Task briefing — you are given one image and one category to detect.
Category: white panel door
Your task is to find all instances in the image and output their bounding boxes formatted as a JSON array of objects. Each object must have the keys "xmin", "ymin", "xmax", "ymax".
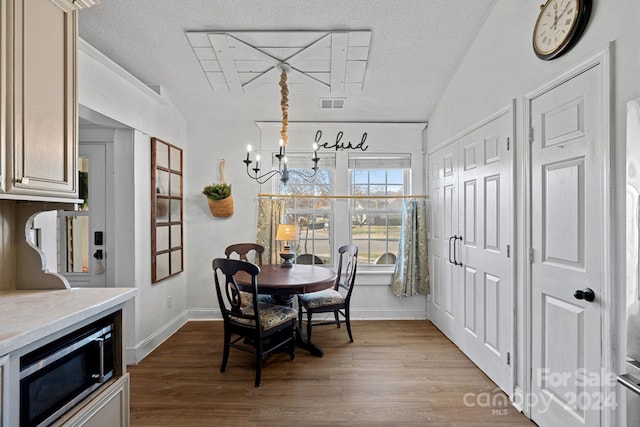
[
  {"xmin": 428, "ymin": 142, "xmax": 460, "ymax": 341},
  {"xmin": 457, "ymin": 111, "xmax": 512, "ymax": 393},
  {"xmin": 530, "ymin": 64, "xmax": 604, "ymax": 426}
]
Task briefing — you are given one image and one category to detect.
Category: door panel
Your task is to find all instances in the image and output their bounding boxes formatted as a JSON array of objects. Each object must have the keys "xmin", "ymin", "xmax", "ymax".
[
  {"xmin": 458, "ymin": 111, "xmax": 512, "ymax": 393},
  {"xmin": 428, "ymin": 143, "xmax": 459, "ymax": 340},
  {"xmin": 530, "ymin": 65, "xmax": 603, "ymax": 427}
]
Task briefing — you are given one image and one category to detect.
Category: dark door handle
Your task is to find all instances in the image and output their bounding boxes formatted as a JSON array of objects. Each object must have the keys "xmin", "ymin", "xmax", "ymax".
[
  {"xmin": 93, "ymin": 249, "xmax": 103, "ymax": 260},
  {"xmin": 448, "ymin": 236, "xmax": 455, "ymax": 265},
  {"xmin": 574, "ymin": 288, "xmax": 595, "ymax": 302},
  {"xmin": 454, "ymin": 235, "xmax": 463, "ymax": 267}
]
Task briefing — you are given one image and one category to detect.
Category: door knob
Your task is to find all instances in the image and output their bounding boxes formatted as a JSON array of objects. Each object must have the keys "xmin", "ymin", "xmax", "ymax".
[{"xmin": 573, "ymin": 288, "xmax": 595, "ymax": 302}]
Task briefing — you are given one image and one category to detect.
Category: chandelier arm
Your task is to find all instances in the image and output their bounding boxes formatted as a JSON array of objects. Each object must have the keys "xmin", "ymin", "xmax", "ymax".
[
  {"xmin": 245, "ymin": 164, "xmax": 282, "ymax": 184},
  {"xmin": 288, "ymin": 169, "xmax": 319, "ymax": 182}
]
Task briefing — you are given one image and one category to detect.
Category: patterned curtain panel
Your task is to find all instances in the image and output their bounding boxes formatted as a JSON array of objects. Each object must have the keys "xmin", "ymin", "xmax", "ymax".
[
  {"xmin": 256, "ymin": 199, "xmax": 285, "ymax": 264},
  {"xmin": 391, "ymin": 199, "xmax": 429, "ymax": 297}
]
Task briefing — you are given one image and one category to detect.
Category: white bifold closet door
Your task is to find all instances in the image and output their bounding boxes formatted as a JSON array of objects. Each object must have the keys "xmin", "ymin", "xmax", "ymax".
[{"xmin": 428, "ymin": 107, "xmax": 513, "ymax": 394}]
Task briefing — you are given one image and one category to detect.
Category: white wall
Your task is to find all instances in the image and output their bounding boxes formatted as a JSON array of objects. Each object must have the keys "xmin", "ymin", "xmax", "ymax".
[
  {"xmin": 78, "ymin": 40, "xmax": 189, "ymax": 363},
  {"xmin": 424, "ymin": 0, "xmax": 640, "ymax": 422},
  {"xmin": 186, "ymin": 121, "xmax": 429, "ymax": 320}
]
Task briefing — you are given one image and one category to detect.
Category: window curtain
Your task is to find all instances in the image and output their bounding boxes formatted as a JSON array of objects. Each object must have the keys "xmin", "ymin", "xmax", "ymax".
[
  {"xmin": 256, "ymin": 199, "xmax": 285, "ymax": 264},
  {"xmin": 391, "ymin": 199, "xmax": 429, "ymax": 297}
]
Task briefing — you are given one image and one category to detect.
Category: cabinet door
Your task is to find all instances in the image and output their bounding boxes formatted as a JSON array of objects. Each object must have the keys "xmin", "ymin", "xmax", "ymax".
[
  {"xmin": 55, "ymin": 374, "xmax": 130, "ymax": 427},
  {"xmin": 3, "ymin": 0, "xmax": 77, "ymax": 197},
  {"xmin": 0, "ymin": 355, "xmax": 7, "ymax": 427}
]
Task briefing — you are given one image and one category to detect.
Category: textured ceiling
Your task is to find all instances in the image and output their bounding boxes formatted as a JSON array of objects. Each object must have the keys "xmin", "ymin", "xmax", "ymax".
[{"xmin": 78, "ymin": 0, "xmax": 496, "ymax": 126}]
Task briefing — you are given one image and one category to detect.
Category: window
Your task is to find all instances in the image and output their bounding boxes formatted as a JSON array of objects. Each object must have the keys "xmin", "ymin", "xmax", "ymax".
[
  {"xmin": 278, "ymin": 168, "xmax": 333, "ymax": 265},
  {"xmin": 277, "ymin": 153, "xmax": 411, "ymax": 268},
  {"xmin": 350, "ymin": 169, "xmax": 406, "ymax": 265}
]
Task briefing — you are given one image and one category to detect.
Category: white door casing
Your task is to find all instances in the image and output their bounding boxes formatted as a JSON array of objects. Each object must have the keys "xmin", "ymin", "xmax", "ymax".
[
  {"xmin": 428, "ymin": 106, "xmax": 514, "ymax": 394},
  {"xmin": 528, "ymin": 59, "xmax": 609, "ymax": 426}
]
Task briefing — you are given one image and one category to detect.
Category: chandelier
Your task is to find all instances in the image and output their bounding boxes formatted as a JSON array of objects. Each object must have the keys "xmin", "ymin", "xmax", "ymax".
[{"xmin": 243, "ymin": 66, "xmax": 320, "ymax": 185}]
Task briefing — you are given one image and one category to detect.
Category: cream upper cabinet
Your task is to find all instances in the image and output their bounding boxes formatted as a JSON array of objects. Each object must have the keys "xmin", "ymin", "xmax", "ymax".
[{"xmin": 1, "ymin": 0, "xmax": 78, "ymax": 199}]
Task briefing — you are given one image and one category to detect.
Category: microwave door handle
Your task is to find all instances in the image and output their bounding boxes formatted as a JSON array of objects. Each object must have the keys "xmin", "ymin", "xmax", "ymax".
[
  {"xmin": 618, "ymin": 373, "xmax": 640, "ymax": 396},
  {"xmin": 92, "ymin": 337, "xmax": 106, "ymax": 384}
]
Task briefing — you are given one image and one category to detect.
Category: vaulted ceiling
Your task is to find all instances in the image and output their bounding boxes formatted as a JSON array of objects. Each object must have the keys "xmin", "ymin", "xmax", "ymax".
[{"xmin": 78, "ymin": 1, "xmax": 497, "ymax": 126}]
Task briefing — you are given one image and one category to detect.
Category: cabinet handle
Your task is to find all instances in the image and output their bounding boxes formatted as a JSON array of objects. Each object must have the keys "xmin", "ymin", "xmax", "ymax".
[
  {"xmin": 454, "ymin": 235, "xmax": 463, "ymax": 267},
  {"xmin": 448, "ymin": 236, "xmax": 455, "ymax": 265}
]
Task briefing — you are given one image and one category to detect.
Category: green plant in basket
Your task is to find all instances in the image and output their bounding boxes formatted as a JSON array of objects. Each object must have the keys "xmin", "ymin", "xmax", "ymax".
[{"xmin": 202, "ymin": 183, "xmax": 232, "ymax": 200}]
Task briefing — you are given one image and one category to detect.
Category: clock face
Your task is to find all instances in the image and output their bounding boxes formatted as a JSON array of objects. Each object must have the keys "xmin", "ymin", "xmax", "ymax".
[{"xmin": 533, "ymin": 0, "xmax": 590, "ymax": 60}]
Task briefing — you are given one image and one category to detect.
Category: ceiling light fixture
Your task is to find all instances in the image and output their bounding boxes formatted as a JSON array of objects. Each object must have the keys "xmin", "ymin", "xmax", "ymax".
[{"xmin": 243, "ymin": 65, "xmax": 320, "ymax": 185}]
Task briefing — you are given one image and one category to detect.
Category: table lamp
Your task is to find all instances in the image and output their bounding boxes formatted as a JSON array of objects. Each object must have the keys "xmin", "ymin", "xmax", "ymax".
[{"xmin": 276, "ymin": 224, "xmax": 298, "ymax": 268}]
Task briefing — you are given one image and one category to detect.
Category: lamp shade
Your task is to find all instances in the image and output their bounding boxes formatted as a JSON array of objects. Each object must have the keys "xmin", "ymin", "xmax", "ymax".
[{"xmin": 276, "ymin": 224, "xmax": 298, "ymax": 241}]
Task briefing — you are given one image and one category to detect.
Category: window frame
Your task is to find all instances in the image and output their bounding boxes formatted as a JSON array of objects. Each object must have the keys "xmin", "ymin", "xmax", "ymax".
[
  {"xmin": 274, "ymin": 152, "xmax": 415, "ymax": 272},
  {"xmin": 348, "ymin": 168, "xmax": 410, "ymax": 266}
]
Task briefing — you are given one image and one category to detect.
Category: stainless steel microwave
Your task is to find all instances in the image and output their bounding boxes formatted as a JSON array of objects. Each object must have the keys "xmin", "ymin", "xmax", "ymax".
[{"xmin": 19, "ymin": 316, "xmax": 115, "ymax": 427}]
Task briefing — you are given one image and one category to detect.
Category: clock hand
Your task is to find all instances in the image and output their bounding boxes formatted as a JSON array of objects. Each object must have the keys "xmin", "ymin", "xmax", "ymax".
[{"xmin": 557, "ymin": 0, "xmax": 573, "ymax": 21}]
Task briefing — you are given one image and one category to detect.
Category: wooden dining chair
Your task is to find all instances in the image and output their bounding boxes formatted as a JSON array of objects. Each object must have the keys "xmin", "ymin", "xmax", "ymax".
[
  {"xmin": 212, "ymin": 258, "xmax": 297, "ymax": 387},
  {"xmin": 295, "ymin": 254, "xmax": 324, "ymax": 265},
  {"xmin": 225, "ymin": 243, "xmax": 273, "ymax": 304},
  {"xmin": 225, "ymin": 243, "xmax": 264, "ymax": 265},
  {"xmin": 374, "ymin": 252, "xmax": 396, "ymax": 265},
  {"xmin": 297, "ymin": 244, "xmax": 358, "ymax": 342}
]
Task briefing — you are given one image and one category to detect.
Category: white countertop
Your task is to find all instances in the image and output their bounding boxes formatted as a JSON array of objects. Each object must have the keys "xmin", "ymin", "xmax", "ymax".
[{"xmin": 0, "ymin": 287, "xmax": 136, "ymax": 356}]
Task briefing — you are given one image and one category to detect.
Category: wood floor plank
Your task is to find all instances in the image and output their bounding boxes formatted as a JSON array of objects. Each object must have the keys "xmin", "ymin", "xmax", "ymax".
[{"xmin": 128, "ymin": 320, "xmax": 533, "ymax": 426}]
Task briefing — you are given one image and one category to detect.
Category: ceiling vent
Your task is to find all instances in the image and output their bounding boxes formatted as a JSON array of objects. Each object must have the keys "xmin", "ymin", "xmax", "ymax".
[{"xmin": 321, "ymin": 98, "xmax": 346, "ymax": 110}]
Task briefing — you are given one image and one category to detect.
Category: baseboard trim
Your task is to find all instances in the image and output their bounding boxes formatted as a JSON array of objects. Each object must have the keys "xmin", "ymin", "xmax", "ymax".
[{"xmin": 126, "ymin": 310, "xmax": 189, "ymax": 364}]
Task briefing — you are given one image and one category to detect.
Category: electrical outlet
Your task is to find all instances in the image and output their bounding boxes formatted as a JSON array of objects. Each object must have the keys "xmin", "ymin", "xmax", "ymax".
[{"xmin": 167, "ymin": 296, "xmax": 172, "ymax": 308}]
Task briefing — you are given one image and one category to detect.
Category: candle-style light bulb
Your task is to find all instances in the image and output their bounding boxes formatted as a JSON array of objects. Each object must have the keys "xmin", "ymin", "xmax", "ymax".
[
  {"xmin": 255, "ymin": 154, "xmax": 261, "ymax": 169},
  {"xmin": 278, "ymin": 139, "xmax": 284, "ymax": 156},
  {"xmin": 246, "ymin": 144, "xmax": 252, "ymax": 161},
  {"xmin": 313, "ymin": 142, "xmax": 318, "ymax": 157}
]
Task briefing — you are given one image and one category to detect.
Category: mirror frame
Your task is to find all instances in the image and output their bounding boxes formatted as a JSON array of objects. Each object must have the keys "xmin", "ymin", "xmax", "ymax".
[{"xmin": 151, "ymin": 137, "xmax": 184, "ymax": 283}]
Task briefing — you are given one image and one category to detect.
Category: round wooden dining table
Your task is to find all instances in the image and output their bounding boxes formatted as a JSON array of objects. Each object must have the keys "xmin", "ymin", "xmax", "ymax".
[{"xmin": 236, "ymin": 264, "xmax": 337, "ymax": 356}]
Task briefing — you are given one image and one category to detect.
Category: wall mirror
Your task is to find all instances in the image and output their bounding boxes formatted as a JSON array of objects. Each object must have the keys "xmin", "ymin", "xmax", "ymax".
[{"xmin": 151, "ymin": 137, "xmax": 183, "ymax": 283}]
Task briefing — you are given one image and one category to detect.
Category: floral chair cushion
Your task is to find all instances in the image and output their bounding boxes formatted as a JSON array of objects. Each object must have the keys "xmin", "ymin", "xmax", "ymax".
[
  {"xmin": 239, "ymin": 291, "xmax": 274, "ymax": 308},
  {"xmin": 299, "ymin": 289, "xmax": 345, "ymax": 309},
  {"xmin": 232, "ymin": 303, "xmax": 297, "ymax": 330}
]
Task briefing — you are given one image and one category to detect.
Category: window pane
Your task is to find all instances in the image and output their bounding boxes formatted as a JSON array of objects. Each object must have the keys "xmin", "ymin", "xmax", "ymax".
[
  {"xmin": 352, "ymin": 170, "xmax": 369, "ymax": 184},
  {"xmin": 387, "ymin": 169, "xmax": 404, "ymax": 184}
]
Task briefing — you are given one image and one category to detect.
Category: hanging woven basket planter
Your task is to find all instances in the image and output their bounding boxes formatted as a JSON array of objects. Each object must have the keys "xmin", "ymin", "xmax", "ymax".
[
  {"xmin": 202, "ymin": 160, "xmax": 234, "ymax": 218},
  {"xmin": 206, "ymin": 194, "xmax": 234, "ymax": 217}
]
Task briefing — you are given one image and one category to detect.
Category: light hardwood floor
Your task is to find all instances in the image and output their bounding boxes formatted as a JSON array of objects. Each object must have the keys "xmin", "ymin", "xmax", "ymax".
[{"xmin": 128, "ymin": 320, "xmax": 533, "ymax": 426}]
